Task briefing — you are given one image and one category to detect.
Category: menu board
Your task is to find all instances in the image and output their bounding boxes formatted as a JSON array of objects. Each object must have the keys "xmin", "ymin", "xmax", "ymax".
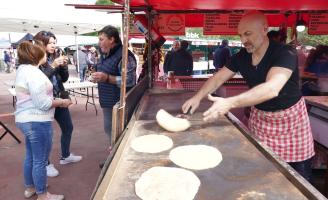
[
  {"xmin": 157, "ymin": 14, "xmax": 186, "ymax": 36},
  {"xmin": 308, "ymin": 13, "xmax": 328, "ymax": 35},
  {"xmin": 203, "ymin": 14, "xmax": 242, "ymax": 35}
]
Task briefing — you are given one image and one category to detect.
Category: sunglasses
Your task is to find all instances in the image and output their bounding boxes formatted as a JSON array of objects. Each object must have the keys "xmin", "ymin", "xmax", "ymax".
[
  {"xmin": 40, "ymin": 31, "xmax": 50, "ymax": 36},
  {"xmin": 40, "ymin": 31, "xmax": 55, "ymax": 38}
]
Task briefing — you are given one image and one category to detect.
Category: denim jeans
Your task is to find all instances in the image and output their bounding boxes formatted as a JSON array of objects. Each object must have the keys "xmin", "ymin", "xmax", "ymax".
[
  {"xmin": 54, "ymin": 107, "xmax": 73, "ymax": 158},
  {"xmin": 288, "ymin": 157, "xmax": 313, "ymax": 183},
  {"xmin": 102, "ymin": 107, "xmax": 113, "ymax": 145},
  {"xmin": 16, "ymin": 121, "xmax": 53, "ymax": 195},
  {"xmin": 79, "ymin": 65, "xmax": 87, "ymax": 82}
]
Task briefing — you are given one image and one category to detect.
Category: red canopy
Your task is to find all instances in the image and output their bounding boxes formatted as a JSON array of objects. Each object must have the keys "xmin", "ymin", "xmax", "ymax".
[
  {"xmin": 113, "ymin": 0, "xmax": 328, "ymax": 12},
  {"xmin": 69, "ymin": 1, "xmax": 327, "ymax": 31},
  {"xmin": 110, "ymin": 0, "xmax": 326, "ymax": 27}
]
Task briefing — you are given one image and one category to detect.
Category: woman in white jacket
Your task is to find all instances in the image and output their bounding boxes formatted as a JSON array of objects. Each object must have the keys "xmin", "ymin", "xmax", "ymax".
[{"xmin": 15, "ymin": 41, "xmax": 72, "ymax": 200}]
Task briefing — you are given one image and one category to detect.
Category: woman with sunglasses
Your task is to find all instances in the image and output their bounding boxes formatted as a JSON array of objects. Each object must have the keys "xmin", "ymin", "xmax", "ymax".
[{"xmin": 34, "ymin": 31, "xmax": 82, "ymax": 178}]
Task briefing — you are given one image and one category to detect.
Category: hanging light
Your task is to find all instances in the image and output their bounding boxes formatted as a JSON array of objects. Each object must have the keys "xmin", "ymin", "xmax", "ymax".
[{"xmin": 296, "ymin": 13, "xmax": 306, "ymax": 32}]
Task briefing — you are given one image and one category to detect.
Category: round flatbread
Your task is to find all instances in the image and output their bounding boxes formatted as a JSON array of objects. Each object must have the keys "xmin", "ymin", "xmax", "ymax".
[
  {"xmin": 135, "ymin": 166, "xmax": 200, "ymax": 200},
  {"xmin": 131, "ymin": 134, "xmax": 173, "ymax": 153},
  {"xmin": 169, "ymin": 145, "xmax": 222, "ymax": 170}
]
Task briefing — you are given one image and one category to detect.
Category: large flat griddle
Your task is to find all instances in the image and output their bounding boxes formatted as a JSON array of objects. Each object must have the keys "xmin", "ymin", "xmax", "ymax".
[{"xmin": 97, "ymin": 90, "xmax": 323, "ymax": 200}]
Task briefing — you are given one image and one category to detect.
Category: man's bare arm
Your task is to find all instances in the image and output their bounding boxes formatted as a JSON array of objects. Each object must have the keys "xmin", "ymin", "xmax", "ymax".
[
  {"xmin": 182, "ymin": 67, "xmax": 235, "ymax": 113},
  {"xmin": 203, "ymin": 66, "xmax": 293, "ymax": 121}
]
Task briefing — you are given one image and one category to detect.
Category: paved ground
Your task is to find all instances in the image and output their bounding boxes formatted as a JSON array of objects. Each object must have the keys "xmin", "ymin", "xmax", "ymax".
[{"xmin": 0, "ymin": 66, "xmax": 109, "ymax": 200}]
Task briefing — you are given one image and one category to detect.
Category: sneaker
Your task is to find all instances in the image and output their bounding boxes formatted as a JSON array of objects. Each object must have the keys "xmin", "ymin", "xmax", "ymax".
[
  {"xmin": 59, "ymin": 153, "xmax": 82, "ymax": 165},
  {"xmin": 46, "ymin": 164, "xmax": 59, "ymax": 177},
  {"xmin": 37, "ymin": 192, "xmax": 64, "ymax": 200},
  {"xmin": 24, "ymin": 184, "xmax": 48, "ymax": 198},
  {"xmin": 24, "ymin": 188, "xmax": 36, "ymax": 198}
]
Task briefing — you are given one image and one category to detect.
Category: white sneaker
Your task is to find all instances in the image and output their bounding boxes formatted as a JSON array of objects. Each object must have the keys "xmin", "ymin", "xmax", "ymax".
[
  {"xmin": 37, "ymin": 192, "xmax": 64, "ymax": 200},
  {"xmin": 59, "ymin": 153, "xmax": 82, "ymax": 165},
  {"xmin": 46, "ymin": 164, "xmax": 59, "ymax": 177}
]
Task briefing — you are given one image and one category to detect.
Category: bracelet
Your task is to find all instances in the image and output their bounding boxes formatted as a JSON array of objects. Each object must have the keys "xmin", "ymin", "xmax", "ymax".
[{"xmin": 106, "ymin": 74, "xmax": 110, "ymax": 83}]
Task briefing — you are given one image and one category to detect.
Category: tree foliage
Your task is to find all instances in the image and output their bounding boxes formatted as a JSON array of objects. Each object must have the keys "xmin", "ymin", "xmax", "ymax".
[
  {"xmin": 96, "ymin": 0, "xmax": 114, "ymax": 5},
  {"xmin": 298, "ymin": 29, "xmax": 328, "ymax": 47}
]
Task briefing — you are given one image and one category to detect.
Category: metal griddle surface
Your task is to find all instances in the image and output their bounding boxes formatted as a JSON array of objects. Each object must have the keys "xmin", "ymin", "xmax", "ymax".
[{"xmin": 103, "ymin": 91, "xmax": 307, "ymax": 200}]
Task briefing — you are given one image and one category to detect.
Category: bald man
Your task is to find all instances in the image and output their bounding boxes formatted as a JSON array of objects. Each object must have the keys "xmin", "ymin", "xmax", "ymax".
[{"xmin": 182, "ymin": 11, "xmax": 314, "ymax": 182}]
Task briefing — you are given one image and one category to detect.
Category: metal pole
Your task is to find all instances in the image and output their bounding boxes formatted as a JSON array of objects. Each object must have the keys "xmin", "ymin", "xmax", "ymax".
[
  {"xmin": 119, "ymin": 0, "xmax": 130, "ymax": 132},
  {"xmin": 147, "ymin": 8, "xmax": 152, "ymax": 88},
  {"xmin": 75, "ymin": 33, "xmax": 80, "ymax": 74},
  {"xmin": 8, "ymin": 33, "xmax": 12, "ymax": 44}
]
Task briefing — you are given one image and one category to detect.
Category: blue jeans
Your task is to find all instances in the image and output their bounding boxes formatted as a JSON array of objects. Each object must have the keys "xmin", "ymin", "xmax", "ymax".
[
  {"xmin": 79, "ymin": 65, "xmax": 87, "ymax": 82},
  {"xmin": 102, "ymin": 107, "xmax": 113, "ymax": 145},
  {"xmin": 288, "ymin": 157, "xmax": 313, "ymax": 183},
  {"xmin": 54, "ymin": 107, "xmax": 73, "ymax": 158},
  {"xmin": 16, "ymin": 121, "xmax": 53, "ymax": 195}
]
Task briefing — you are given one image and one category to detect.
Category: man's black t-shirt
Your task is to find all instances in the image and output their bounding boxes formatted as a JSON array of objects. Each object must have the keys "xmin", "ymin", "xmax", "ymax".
[{"xmin": 226, "ymin": 41, "xmax": 302, "ymax": 111}]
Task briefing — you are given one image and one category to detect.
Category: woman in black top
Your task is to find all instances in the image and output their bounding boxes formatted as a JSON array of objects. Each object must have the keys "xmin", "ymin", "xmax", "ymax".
[{"xmin": 34, "ymin": 31, "xmax": 82, "ymax": 178}]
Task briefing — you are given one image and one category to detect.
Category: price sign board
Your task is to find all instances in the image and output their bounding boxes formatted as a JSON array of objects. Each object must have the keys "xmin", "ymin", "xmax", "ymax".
[
  {"xmin": 203, "ymin": 14, "xmax": 242, "ymax": 35},
  {"xmin": 308, "ymin": 13, "xmax": 328, "ymax": 35}
]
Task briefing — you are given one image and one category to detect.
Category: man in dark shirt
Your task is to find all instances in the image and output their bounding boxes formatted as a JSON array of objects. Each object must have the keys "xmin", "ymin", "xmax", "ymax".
[
  {"xmin": 163, "ymin": 40, "xmax": 180, "ymax": 74},
  {"xmin": 90, "ymin": 25, "xmax": 136, "ymax": 159},
  {"xmin": 182, "ymin": 11, "xmax": 314, "ymax": 182},
  {"xmin": 166, "ymin": 40, "xmax": 193, "ymax": 76},
  {"xmin": 213, "ymin": 39, "xmax": 231, "ymax": 71}
]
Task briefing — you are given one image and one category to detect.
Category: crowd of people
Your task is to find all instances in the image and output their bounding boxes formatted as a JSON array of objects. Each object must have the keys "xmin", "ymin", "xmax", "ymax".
[{"xmin": 8, "ymin": 9, "xmax": 328, "ymax": 199}]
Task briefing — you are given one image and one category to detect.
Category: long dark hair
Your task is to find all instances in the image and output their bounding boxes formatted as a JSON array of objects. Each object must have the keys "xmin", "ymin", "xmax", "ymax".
[{"xmin": 33, "ymin": 31, "xmax": 57, "ymax": 60}]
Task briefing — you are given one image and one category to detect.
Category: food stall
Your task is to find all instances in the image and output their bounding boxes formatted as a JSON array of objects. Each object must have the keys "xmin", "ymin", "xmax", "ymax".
[
  {"xmin": 69, "ymin": 1, "xmax": 328, "ymax": 199},
  {"xmin": 93, "ymin": 90, "xmax": 325, "ymax": 199}
]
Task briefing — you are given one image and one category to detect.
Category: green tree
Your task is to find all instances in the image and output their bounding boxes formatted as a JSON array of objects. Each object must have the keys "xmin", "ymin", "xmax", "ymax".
[
  {"xmin": 96, "ymin": 0, "xmax": 114, "ymax": 5},
  {"xmin": 297, "ymin": 28, "xmax": 328, "ymax": 46}
]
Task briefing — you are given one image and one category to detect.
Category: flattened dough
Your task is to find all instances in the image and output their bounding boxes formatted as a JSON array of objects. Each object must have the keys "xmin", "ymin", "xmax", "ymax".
[
  {"xmin": 169, "ymin": 145, "xmax": 222, "ymax": 170},
  {"xmin": 135, "ymin": 167, "xmax": 200, "ymax": 200},
  {"xmin": 156, "ymin": 109, "xmax": 190, "ymax": 132},
  {"xmin": 131, "ymin": 134, "xmax": 173, "ymax": 153}
]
